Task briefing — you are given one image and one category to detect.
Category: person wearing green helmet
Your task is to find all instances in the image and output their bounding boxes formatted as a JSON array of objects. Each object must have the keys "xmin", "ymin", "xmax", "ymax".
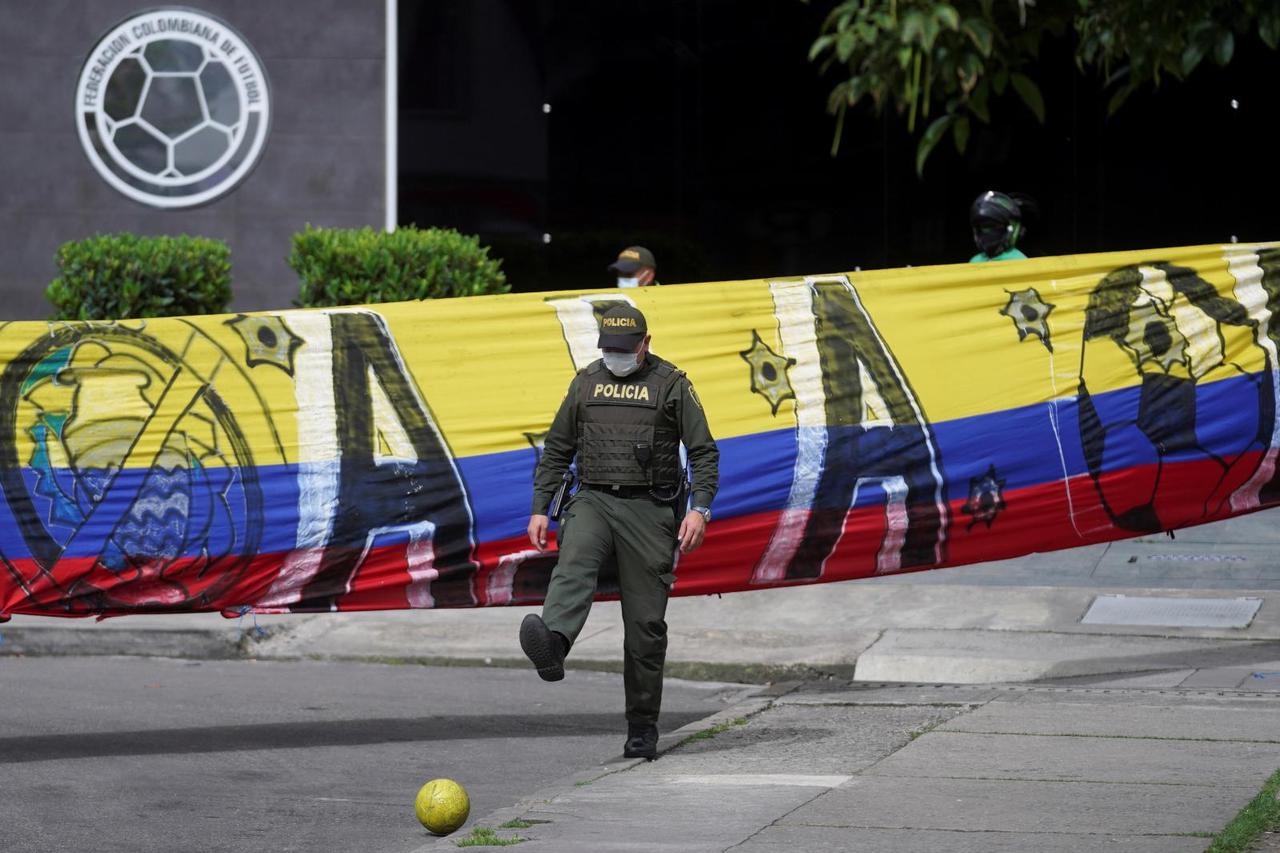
[{"xmin": 969, "ymin": 190, "xmax": 1034, "ymax": 263}]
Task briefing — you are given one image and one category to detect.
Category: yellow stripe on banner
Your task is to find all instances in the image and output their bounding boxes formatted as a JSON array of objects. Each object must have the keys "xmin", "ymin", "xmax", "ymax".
[
  {"xmin": 378, "ymin": 279, "xmax": 785, "ymax": 458},
  {"xmin": 389, "ymin": 241, "xmax": 1280, "ymax": 457},
  {"xmin": 8, "ymin": 319, "xmax": 299, "ymax": 472},
  {"xmin": 3, "ymin": 241, "xmax": 1277, "ymax": 467},
  {"xmin": 796, "ymin": 243, "xmax": 1278, "ymax": 427}
]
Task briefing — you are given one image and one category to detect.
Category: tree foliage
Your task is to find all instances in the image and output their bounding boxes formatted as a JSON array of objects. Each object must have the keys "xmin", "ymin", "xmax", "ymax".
[{"xmin": 811, "ymin": 0, "xmax": 1280, "ymax": 174}]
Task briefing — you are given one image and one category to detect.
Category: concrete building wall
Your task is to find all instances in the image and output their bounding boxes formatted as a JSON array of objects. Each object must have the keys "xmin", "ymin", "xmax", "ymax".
[{"xmin": 0, "ymin": 0, "xmax": 386, "ymax": 319}]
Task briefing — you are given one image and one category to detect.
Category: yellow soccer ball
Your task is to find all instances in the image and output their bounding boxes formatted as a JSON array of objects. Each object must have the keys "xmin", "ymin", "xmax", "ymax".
[{"xmin": 415, "ymin": 778, "xmax": 470, "ymax": 835}]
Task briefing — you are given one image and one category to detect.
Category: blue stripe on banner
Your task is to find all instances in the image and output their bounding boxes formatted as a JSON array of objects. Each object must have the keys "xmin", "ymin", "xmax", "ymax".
[
  {"xmin": 463, "ymin": 368, "xmax": 1273, "ymax": 536},
  {"xmin": 6, "ymin": 463, "xmax": 303, "ymax": 561},
  {"xmin": 0, "ymin": 370, "xmax": 1271, "ymax": 558}
]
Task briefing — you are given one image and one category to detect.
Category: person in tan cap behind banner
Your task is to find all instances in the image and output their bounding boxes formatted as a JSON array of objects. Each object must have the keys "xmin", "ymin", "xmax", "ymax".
[{"xmin": 608, "ymin": 246, "xmax": 659, "ymax": 288}]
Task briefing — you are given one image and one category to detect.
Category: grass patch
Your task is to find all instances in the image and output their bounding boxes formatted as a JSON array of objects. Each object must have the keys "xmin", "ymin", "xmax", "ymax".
[
  {"xmin": 683, "ymin": 716, "xmax": 748, "ymax": 744},
  {"xmin": 1204, "ymin": 766, "xmax": 1280, "ymax": 853},
  {"xmin": 574, "ymin": 779, "xmax": 592, "ymax": 787},
  {"xmin": 454, "ymin": 827, "xmax": 526, "ymax": 847},
  {"xmin": 907, "ymin": 719, "xmax": 945, "ymax": 742},
  {"xmin": 498, "ymin": 819, "xmax": 548, "ymax": 829}
]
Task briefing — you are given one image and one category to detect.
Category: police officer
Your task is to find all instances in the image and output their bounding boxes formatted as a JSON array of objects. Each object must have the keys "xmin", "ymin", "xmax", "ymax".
[
  {"xmin": 521, "ymin": 304, "xmax": 718, "ymax": 760},
  {"xmin": 609, "ymin": 246, "xmax": 659, "ymax": 288}
]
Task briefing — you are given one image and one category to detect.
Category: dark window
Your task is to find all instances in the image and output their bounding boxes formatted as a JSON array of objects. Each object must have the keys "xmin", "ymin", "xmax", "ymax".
[{"xmin": 399, "ymin": 0, "xmax": 471, "ymax": 117}]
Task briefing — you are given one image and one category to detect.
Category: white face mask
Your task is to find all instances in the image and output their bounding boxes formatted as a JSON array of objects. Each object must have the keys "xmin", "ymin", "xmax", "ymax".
[
  {"xmin": 616, "ymin": 277, "xmax": 640, "ymax": 289},
  {"xmin": 602, "ymin": 350, "xmax": 642, "ymax": 377}
]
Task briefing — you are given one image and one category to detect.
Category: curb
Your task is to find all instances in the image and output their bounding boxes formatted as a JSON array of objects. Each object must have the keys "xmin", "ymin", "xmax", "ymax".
[
  {"xmin": 269, "ymin": 652, "xmax": 855, "ymax": 687},
  {"xmin": 405, "ymin": 681, "xmax": 801, "ymax": 851},
  {"xmin": 0, "ymin": 624, "xmax": 856, "ymax": 686},
  {"xmin": 0, "ymin": 625, "xmax": 264, "ymax": 659}
]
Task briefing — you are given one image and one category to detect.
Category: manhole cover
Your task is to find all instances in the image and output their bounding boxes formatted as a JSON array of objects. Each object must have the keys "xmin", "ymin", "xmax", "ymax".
[{"xmin": 1081, "ymin": 595, "xmax": 1262, "ymax": 628}]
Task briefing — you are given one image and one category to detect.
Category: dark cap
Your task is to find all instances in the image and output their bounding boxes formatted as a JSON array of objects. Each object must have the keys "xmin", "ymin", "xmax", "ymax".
[
  {"xmin": 607, "ymin": 246, "xmax": 657, "ymax": 274},
  {"xmin": 597, "ymin": 304, "xmax": 648, "ymax": 349}
]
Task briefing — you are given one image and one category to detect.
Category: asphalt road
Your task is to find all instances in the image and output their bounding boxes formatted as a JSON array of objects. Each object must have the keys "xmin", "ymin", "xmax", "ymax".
[{"xmin": 0, "ymin": 656, "xmax": 740, "ymax": 852}]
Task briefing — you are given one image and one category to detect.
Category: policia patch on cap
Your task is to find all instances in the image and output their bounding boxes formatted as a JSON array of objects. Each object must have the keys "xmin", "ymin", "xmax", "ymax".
[
  {"xmin": 601, "ymin": 315, "xmax": 640, "ymax": 331},
  {"xmin": 597, "ymin": 304, "xmax": 648, "ymax": 349}
]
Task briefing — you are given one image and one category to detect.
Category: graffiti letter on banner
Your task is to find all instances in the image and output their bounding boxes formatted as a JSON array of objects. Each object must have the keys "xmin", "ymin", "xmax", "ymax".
[{"xmin": 751, "ymin": 276, "xmax": 947, "ymax": 583}]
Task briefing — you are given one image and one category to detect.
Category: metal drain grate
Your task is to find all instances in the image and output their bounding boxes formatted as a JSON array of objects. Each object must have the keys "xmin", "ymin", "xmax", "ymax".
[{"xmin": 1082, "ymin": 595, "xmax": 1262, "ymax": 628}]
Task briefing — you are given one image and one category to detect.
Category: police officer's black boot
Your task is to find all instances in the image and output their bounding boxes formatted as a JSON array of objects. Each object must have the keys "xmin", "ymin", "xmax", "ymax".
[
  {"xmin": 623, "ymin": 722, "xmax": 659, "ymax": 760},
  {"xmin": 519, "ymin": 614, "xmax": 567, "ymax": 682}
]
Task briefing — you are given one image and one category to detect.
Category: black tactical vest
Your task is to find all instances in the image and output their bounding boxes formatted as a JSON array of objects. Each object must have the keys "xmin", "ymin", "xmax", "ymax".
[{"xmin": 576, "ymin": 357, "xmax": 683, "ymax": 488}]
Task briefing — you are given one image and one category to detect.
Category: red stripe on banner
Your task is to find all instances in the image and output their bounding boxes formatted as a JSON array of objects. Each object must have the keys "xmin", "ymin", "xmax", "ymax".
[
  {"xmin": 329, "ymin": 448, "xmax": 1278, "ymax": 609},
  {"xmin": 3, "ymin": 450, "xmax": 1274, "ymax": 620},
  {"xmin": 667, "ymin": 452, "xmax": 1270, "ymax": 598}
]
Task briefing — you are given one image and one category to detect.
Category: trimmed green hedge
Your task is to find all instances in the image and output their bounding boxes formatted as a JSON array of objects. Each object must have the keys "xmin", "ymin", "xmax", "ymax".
[
  {"xmin": 46, "ymin": 233, "xmax": 232, "ymax": 320},
  {"xmin": 290, "ymin": 225, "xmax": 509, "ymax": 307}
]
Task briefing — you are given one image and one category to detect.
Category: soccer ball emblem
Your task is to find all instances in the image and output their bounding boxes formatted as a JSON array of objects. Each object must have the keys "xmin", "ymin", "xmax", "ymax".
[
  {"xmin": 105, "ymin": 42, "xmax": 240, "ymax": 182},
  {"xmin": 76, "ymin": 9, "xmax": 270, "ymax": 208}
]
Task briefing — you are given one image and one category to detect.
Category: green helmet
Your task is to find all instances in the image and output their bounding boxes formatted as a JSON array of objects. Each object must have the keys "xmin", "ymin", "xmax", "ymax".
[{"xmin": 970, "ymin": 191, "xmax": 1024, "ymax": 257}]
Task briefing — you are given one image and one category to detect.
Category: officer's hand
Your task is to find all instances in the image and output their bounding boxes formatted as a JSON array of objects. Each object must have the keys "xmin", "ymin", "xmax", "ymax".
[
  {"xmin": 528, "ymin": 514, "xmax": 550, "ymax": 551},
  {"xmin": 677, "ymin": 512, "xmax": 706, "ymax": 554}
]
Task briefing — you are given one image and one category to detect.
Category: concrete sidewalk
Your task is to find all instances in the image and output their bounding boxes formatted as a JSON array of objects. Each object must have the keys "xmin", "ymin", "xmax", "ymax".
[
  {"xmin": 4, "ymin": 581, "xmax": 1279, "ymax": 682},
  {"xmin": 4, "ymin": 578, "xmax": 1279, "ymax": 685},
  {"xmin": 414, "ymin": 669, "xmax": 1280, "ymax": 852}
]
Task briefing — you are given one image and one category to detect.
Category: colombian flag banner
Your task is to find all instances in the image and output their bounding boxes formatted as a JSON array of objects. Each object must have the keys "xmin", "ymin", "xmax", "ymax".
[{"xmin": 3, "ymin": 242, "xmax": 1279, "ymax": 620}]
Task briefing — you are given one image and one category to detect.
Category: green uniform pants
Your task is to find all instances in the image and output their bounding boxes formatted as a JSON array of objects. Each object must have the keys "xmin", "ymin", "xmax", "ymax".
[{"xmin": 542, "ymin": 488, "xmax": 678, "ymax": 725}]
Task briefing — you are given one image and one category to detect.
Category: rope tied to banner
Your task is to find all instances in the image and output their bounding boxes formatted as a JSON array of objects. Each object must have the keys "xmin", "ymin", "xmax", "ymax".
[{"xmin": 234, "ymin": 605, "xmax": 268, "ymax": 639}]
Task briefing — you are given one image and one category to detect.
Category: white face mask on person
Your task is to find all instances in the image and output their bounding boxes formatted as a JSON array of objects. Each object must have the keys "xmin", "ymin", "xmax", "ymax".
[
  {"xmin": 616, "ymin": 277, "xmax": 640, "ymax": 288},
  {"xmin": 603, "ymin": 350, "xmax": 642, "ymax": 377}
]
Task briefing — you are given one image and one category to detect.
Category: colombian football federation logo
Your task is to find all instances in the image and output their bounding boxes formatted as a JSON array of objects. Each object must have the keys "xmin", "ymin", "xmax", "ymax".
[{"xmin": 75, "ymin": 8, "xmax": 270, "ymax": 208}]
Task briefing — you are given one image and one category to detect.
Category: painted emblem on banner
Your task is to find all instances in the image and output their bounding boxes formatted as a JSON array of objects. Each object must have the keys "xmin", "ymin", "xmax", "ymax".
[
  {"xmin": 74, "ymin": 8, "xmax": 270, "ymax": 208},
  {"xmin": 0, "ymin": 323, "xmax": 275, "ymax": 612}
]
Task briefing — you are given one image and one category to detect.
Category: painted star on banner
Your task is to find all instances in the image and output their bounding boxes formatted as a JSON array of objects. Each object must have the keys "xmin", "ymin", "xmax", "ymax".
[
  {"xmin": 740, "ymin": 330, "xmax": 797, "ymax": 415},
  {"xmin": 999, "ymin": 288, "xmax": 1056, "ymax": 352},
  {"xmin": 225, "ymin": 314, "xmax": 303, "ymax": 375},
  {"xmin": 962, "ymin": 464, "xmax": 1007, "ymax": 530}
]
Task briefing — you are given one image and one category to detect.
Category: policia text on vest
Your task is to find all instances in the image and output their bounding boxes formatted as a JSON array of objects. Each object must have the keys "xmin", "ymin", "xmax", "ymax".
[{"xmin": 521, "ymin": 304, "xmax": 719, "ymax": 760}]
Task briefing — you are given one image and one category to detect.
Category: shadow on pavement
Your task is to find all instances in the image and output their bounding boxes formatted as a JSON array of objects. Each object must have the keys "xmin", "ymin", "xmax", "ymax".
[{"xmin": 0, "ymin": 710, "xmax": 709, "ymax": 764}]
